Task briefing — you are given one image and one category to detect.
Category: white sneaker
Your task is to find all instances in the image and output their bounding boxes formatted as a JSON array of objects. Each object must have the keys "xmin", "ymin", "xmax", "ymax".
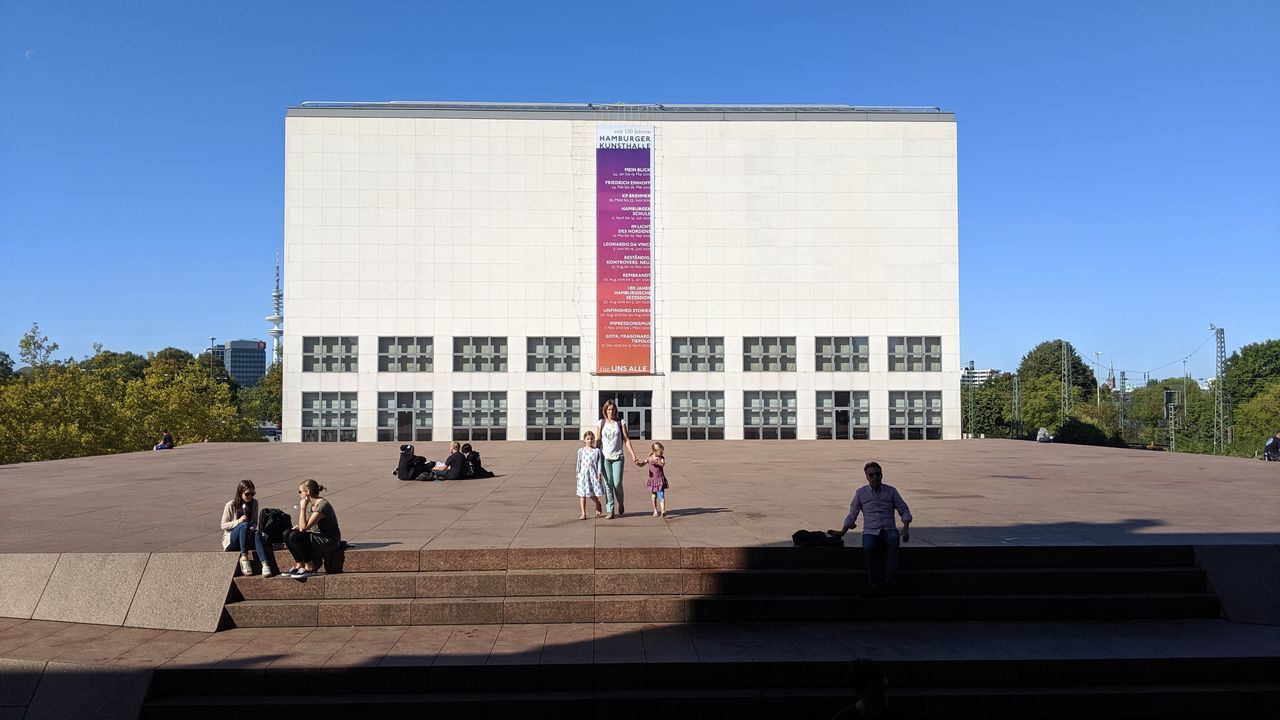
[
  {"xmin": 261, "ymin": 564, "xmax": 275, "ymax": 578},
  {"xmin": 238, "ymin": 555, "xmax": 253, "ymax": 576}
]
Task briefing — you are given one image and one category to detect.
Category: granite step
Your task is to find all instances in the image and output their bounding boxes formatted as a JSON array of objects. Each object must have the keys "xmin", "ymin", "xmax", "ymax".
[
  {"xmin": 148, "ymin": 656, "xmax": 1280, "ymax": 697},
  {"xmin": 224, "ymin": 591, "xmax": 1221, "ymax": 627},
  {"xmin": 138, "ymin": 685, "xmax": 1280, "ymax": 720},
  {"xmin": 253, "ymin": 544, "xmax": 1201, "ymax": 574},
  {"xmin": 233, "ymin": 565, "xmax": 1209, "ymax": 601},
  {"xmin": 145, "ymin": 657, "xmax": 1280, "ymax": 718}
]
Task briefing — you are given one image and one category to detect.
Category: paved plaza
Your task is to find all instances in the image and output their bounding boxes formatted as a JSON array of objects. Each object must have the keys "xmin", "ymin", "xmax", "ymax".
[{"xmin": 2, "ymin": 439, "xmax": 1277, "ymax": 555}]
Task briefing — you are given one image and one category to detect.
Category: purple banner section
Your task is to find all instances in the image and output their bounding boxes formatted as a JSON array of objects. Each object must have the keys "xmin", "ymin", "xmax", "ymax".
[{"xmin": 596, "ymin": 126, "xmax": 653, "ymax": 375}]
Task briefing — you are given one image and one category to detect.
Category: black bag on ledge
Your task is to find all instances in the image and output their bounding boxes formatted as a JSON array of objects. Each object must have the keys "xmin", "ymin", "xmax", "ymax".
[
  {"xmin": 258, "ymin": 507, "xmax": 291, "ymax": 544},
  {"xmin": 792, "ymin": 530, "xmax": 844, "ymax": 547}
]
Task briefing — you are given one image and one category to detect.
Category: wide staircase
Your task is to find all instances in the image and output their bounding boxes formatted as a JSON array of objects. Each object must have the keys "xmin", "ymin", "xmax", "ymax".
[
  {"xmin": 140, "ymin": 545, "xmax": 1280, "ymax": 719},
  {"xmin": 223, "ymin": 544, "xmax": 1220, "ymax": 626}
]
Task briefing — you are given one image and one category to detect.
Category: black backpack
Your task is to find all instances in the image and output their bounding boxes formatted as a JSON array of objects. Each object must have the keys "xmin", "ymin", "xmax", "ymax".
[
  {"xmin": 792, "ymin": 530, "xmax": 844, "ymax": 547},
  {"xmin": 258, "ymin": 507, "xmax": 291, "ymax": 544}
]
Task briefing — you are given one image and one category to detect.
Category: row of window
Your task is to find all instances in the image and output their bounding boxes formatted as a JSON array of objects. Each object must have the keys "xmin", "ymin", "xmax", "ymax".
[
  {"xmin": 301, "ymin": 390, "xmax": 943, "ymax": 442},
  {"xmin": 303, "ymin": 335, "xmax": 944, "ymax": 373}
]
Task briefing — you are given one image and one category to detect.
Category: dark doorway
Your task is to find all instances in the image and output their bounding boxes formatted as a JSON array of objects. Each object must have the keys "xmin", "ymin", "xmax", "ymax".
[{"xmin": 598, "ymin": 391, "xmax": 652, "ymax": 440}]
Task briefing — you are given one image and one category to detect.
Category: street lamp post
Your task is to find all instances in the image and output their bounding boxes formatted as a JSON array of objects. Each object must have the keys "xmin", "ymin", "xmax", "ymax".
[{"xmin": 1092, "ymin": 352, "xmax": 1103, "ymax": 406}]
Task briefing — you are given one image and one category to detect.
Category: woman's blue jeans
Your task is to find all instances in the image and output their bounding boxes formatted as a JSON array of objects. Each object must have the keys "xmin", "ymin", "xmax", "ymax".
[{"xmin": 227, "ymin": 522, "xmax": 268, "ymax": 562}]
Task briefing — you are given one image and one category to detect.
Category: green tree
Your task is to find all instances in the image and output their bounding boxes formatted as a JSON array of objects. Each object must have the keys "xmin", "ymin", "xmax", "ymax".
[
  {"xmin": 1016, "ymin": 339, "xmax": 1099, "ymax": 398},
  {"xmin": 1017, "ymin": 373, "xmax": 1073, "ymax": 435},
  {"xmin": 963, "ymin": 372, "xmax": 1018, "ymax": 438},
  {"xmin": 0, "ymin": 361, "xmax": 134, "ymax": 463},
  {"xmin": 18, "ymin": 322, "xmax": 60, "ymax": 367},
  {"xmin": 1231, "ymin": 380, "xmax": 1280, "ymax": 457},
  {"xmin": 238, "ymin": 361, "xmax": 282, "ymax": 425},
  {"xmin": 1224, "ymin": 339, "xmax": 1280, "ymax": 407},
  {"xmin": 1069, "ymin": 393, "xmax": 1124, "ymax": 445},
  {"xmin": 82, "ymin": 347, "xmax": 149, "ymax": 383},
  {"xmin": 148, "ymin": 347, "xmax": 195, "ymax": 376},
  {"xmin": 0, "ymin": 351, "xmax": 13, "ymax": 382},
  {"xmin": 1127, "ymin": 377, "xmax": 1213, "ymax": 451},
  {"xmin": 193, "ymin": 350, "xmax": 239, "ymax": 392},
  {"xmin": 122, "ymin": 362, "xmax": 258, "ymax": 447}
]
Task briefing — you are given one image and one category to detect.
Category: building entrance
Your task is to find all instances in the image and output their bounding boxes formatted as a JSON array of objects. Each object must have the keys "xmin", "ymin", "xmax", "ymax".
[{"xmin": 598, "ymin": 391, "xmax": 652, "ymax": 441}]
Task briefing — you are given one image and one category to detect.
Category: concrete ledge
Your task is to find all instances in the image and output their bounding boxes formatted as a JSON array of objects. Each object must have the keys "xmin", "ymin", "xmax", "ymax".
[
  {"xmin": 31, "ymin": 554, "xmax": 149, "ymax": 626},
  {"xmin": 1195, "ymin": 544, "xmax": 1280, "ymax": 626},
  {"xmin": 16, "ymin": 661, "xmax": 151, "ymax": 720},
  {"xmin": 0, "ymin": 555, "xmax": 58, "ymax": 619},
  {"xmin": 4, "ymin": 552, "xmax": 238, "ymax": 633},
  {"xmin": 124, "ymin": 552, "xmax": 237, "ymax": 633}
]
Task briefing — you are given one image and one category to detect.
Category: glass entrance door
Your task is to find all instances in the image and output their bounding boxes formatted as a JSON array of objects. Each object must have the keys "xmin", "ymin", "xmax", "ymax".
[
  {"xmin": 599, "ymin": 391, "xmax": 652, "ymax": 440},
  {"xmin": 396, "ymin": 410, "xmax": 414, "ymax": 441}
]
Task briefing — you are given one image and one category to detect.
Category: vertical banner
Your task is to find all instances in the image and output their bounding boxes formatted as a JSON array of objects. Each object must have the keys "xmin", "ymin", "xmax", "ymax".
[{"xmin": 596, "ymin": 125, "xmax": 653, "ymax": 375}]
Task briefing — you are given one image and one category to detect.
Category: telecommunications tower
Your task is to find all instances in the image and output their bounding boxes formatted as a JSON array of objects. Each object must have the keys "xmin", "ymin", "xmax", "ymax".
[{"xmin": 266, "ymin": 255, "xmax": 283, "ymax": 363}]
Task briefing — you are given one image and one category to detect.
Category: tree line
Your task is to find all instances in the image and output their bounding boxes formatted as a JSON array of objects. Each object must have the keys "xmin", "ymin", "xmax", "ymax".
[
  {"xmin": 0, "ymin": 323, "xmax": 282, "ymax": 464},
  {"xmin": 963, "ymin": 338, "xmax": 1280, "ymax": 457}
]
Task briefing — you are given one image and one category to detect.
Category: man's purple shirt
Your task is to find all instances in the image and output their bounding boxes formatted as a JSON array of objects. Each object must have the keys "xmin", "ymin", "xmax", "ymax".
[{"xmin": 843, "ymin": 483, "xmax": 912, "ymax": 535}]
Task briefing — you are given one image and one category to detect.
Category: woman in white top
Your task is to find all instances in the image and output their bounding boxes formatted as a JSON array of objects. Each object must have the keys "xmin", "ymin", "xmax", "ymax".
[
  {"xmin": 597, "ymin": 399, "xmax": 639, "ymax": 518},
  {"xmin": 220, "ymin": 479, "xmax": 273, "ymax": 577}
]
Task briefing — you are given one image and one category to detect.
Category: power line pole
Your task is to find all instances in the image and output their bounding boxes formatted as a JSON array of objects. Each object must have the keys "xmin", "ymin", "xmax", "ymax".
[
  {"xmin": 1093, "ymin": 351, "xmax": 1103, "ymax": 406},
  {"xmin": 1210, "ymin": 324, "xmax": 1228, "ymax": 453},
  {"xmin": 1012, "ymin": 374, "xmax": 1022, "ymax": 438},
  {"xmin": 1181, "ymin": 358, "xmax": 1188, "ymax": 427},
  {"xmin": 966, "ymin": 360, "xmax": 975, "ymax": 439},
  {"xmin": 1060, "ymin": 341, "xmax": 1071, "ymax": 425},
  {"xmin": 1118, "ymin": 371, "xmax": 1127, "ymax": 440}
]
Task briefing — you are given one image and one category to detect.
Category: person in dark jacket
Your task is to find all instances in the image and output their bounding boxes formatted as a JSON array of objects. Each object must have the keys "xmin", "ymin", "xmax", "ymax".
[
  {"xmin": 1265, "ymin": 431, "xmax": 1280, "ymax": 461},
  {"xmin": 432, "ymin": 441, "xmax": 467, "ymax": 481},
  {"xmin": 393, "ymin": 444, "xmax": 435, "ymax": 480}
]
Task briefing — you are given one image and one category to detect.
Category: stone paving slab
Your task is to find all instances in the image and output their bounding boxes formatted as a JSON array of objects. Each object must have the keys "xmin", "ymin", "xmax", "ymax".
[{"xmin": 1, "ymin": 440, "xmax": 1278, "ymax": 555}]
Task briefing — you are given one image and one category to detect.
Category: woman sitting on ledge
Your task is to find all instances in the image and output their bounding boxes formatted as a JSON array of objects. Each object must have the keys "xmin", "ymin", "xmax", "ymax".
[
  {"xmin": 220, "ymin": 480, "xmax": 274, "ymax": 577},
  {"xmin": 282, "ymin": 479, "xmax": 341, "ymax": 579}
]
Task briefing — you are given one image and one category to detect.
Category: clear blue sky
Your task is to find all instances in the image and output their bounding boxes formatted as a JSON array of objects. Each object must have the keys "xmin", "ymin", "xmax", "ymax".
[{"xmin": 2, "ymin": 1, "xmax": 1276, "ymax": 383}]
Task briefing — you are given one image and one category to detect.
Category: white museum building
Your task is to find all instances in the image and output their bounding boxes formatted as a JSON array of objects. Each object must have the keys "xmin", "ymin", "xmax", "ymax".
[{"xmin": 280, "ymin": 102, "xmax": 959, "ymax": 442}]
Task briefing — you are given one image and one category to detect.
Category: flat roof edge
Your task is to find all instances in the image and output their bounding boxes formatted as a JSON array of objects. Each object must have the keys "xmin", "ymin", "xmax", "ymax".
[{"xmin": 285, "ymin": 102, "xmax": 954, "ymax": 122}]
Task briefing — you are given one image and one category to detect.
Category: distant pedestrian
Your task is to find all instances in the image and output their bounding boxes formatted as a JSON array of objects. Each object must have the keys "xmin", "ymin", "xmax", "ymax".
[
  {"xmin": 575, "ymin": 431, "xmax": 605, "ymax": 519},
  {"xmin": 1265, "ymin": 430, "xmax": 1280, "ymax": 461},
  {"xmin": 828, "ymin": 461, "xmax": 913, "ymax": 596},
  {"xmin": 637, "ymin": 441, "xmax": 669, "ymax": 517},
  {"xmin": 154, "ymin": 429, "xmax": 174, "ymax": 451},
  {"xmin": 598, "ymin": 399, "xmax": 639, "ymax": 518}
]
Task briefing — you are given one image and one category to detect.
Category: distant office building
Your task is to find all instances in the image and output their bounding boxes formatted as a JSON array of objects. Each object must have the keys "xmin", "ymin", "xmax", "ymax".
[
  {"xmin": 961, "ymin": 367, "xmax": 1001, "ymax": 386},
  {"xmin": 223, "ymin": 340, "xmax": 267, "ymax": 387}
]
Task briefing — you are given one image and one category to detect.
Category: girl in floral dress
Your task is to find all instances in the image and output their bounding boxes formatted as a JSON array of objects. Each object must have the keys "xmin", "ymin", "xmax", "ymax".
[{"xmin": 575, "ymin": 431, "xmax": 605, "ymax": 519}]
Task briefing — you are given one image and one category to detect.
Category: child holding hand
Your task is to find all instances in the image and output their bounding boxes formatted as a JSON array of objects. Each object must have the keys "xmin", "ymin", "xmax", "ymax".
[
  {"xmin": 576, "ymin": 431, "xmax": 605, "ymax": 519},
  {"xmin": 637, "ymin": 442, "xmax": 669, "ymax": 517}
]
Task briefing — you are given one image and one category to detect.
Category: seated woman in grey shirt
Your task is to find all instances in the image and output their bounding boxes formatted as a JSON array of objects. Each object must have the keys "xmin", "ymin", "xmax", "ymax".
[{"xmin": 282, "ymin": 479, "xmax": 342, "ymax": 579}]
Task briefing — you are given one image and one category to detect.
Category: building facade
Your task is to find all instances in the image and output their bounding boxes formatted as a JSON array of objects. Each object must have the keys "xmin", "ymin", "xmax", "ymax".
[
  {"xmin": 961, "ymin": 367, "xmax": 1001, "ymax": 386},
  {"xmin": 282, "ymin": 102, "xmax": 960, "ymax": 442},
  {"xmin": 223, "ymin": 339, "xmax": 267, "ymax": 387}
]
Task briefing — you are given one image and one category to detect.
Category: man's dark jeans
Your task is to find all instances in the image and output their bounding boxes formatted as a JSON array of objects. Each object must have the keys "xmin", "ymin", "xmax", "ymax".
[{"xmin": 861, "ymin": 528, "xmax": 901, "ymax": 588}]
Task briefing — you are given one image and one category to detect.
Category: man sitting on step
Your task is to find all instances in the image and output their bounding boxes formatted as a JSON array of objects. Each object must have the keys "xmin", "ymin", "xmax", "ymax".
[{"xmin": 828, "ymin": 461, "xmax": 913, "ymax": 597}]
